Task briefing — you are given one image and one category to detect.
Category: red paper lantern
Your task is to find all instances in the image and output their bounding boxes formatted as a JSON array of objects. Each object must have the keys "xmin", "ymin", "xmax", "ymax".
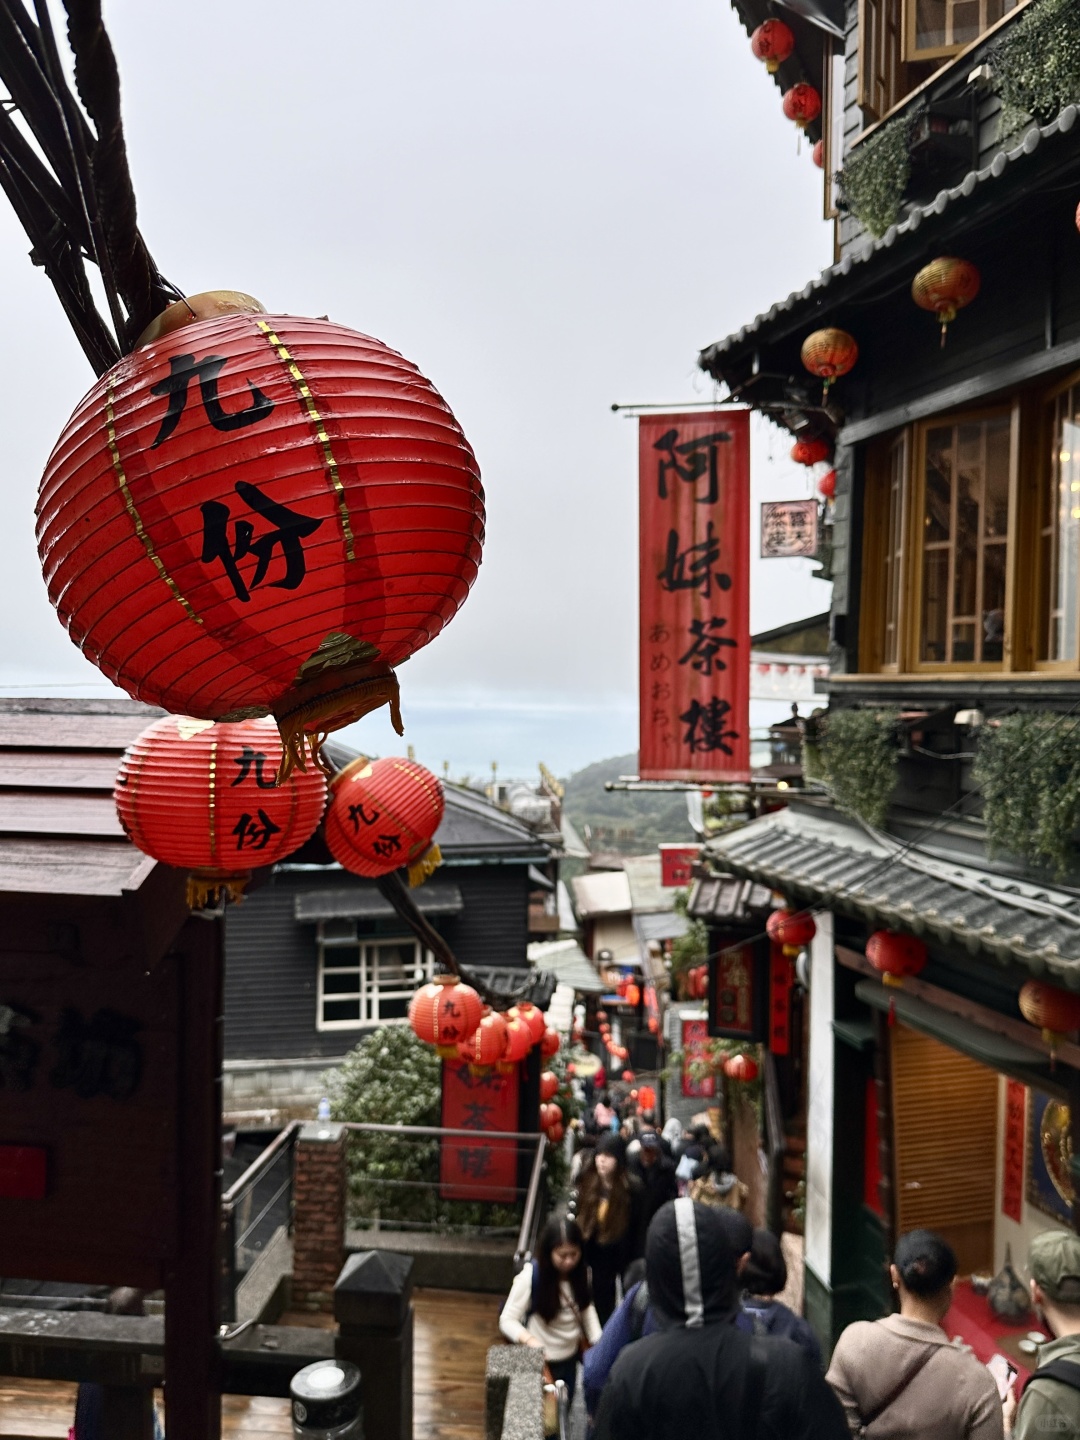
[
  {"xmin": 801, "ymin": 328, "xmax": 858, "ymax": 398},
  {"xmin": 866, "ymin": 930, "xmax": 927, "ymax": 987},
  {"xmin": 457, "ymin": 1009, "xmax": 509, "ymax": 1070},
  {"xmin": 911, "ymin": 257, "xmax": 981, "ymax": 346},
  {"xmin": 624, "ymin": 983, "xmax": 641, "ymax": 1008},
  {"xmin": 324, "ymin": 756, "xmax": 444, "ymax": 883},
  {"xmin": 597, "ymin": 1009, "xmax": 608, "ymax": 1022},
  {"xmin": 540, "ymin": 1028, "xmax": 561, "ymax": 1058},
  {"xmin": 750, "ymin": 18, "xmax": 794, "ymax": 72},
  {"xmin": 812, "ymin": 138, "xmax": 824, "ymax": 168},
  {"xmin": 114, "ymin": 713, "xmax": 327, "ymax": 907},
  {"xmin": 38, "ymin": 307, "xmax": 485, "ymax": 774},
  {"xmin": 639, "ymin": 1084, "xmax": 657, "ymax": 1110},
  {"xmin": 1019, "ymin": 980, "xmax": 1080, "ymax": 1062},
  {"xmin": 648, "ymin": 1017, "xmax": 659, "ymax": 1035},
  {"xmin": 548, "ymin": 1121, "xmax": 564, "ymax": 1144},
  {"xmin": 409, "ymin": 975, "xmax": 483, "ymax": 1057},
  {"xmin": 767, "ymin": 908, "xmax": 817, "ymax": 957},
  {"xmin": 508, "ymin": 1002, "xmax": 547, "ymax": 1045},
  {"xmin": 782, "ymin": 83, "xmax": 821, "ymax": 129},
  {"xmin": 501, "ymin": 1015, "xmax": 535, "ymax": 1068},
  {"xmin": 540, "ymin": 1071, "xmax": 559, "ymax": 1102},
  {"xmin": 687, "ymin": 964, "xmax": 709, "ymax": 1001},
  {"xmin": 622, "ymin": 1069, "xmax": 635, "ymax": 1083},
  {"xmin": 724, "ymin": 1052, "xmax": 760, "ymax": 1083},
  {"xmin": 818, "ymin": 469, "xmax": 837, "ymax": 501},
  {"xmin": 791, "ymin": 437, "xmax": 831, "ymax": 467},
  {"xmin": 540, "ymin": 1102, "xmax": 562, "ymax": 1130}
]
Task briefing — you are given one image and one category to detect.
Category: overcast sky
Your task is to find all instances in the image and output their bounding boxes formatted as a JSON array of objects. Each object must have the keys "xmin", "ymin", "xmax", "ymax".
[{"xmin": 0, "ymin": 0, "xmax": 833, "ymax": 777}]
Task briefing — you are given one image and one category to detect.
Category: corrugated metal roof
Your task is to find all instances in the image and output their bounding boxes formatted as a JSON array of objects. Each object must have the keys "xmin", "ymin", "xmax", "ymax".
[
  {"xmin": 634, "ymin": 911, "xmax": 690, "ymax": 946},
  {"xmin": 571, "ymin": 870, "xmax": 632, "ymax": 918},
  {"xmin": 705, "ymin": 806, "xmax": 1080, "ymax": 981},
  {"xmin": 700, "ymin": 105, "xmax": 1079, "ymax": 367},
  {"xmin": 622, "ymin": 854, "xmax": 679, "ymax": 915},
  {"xmin": 527, "ymin": 939, "xmax": 604, "ymax": 995},
  {"xmin": 294, "ymin": 882, "xmax": 464, "ymax": 922}
]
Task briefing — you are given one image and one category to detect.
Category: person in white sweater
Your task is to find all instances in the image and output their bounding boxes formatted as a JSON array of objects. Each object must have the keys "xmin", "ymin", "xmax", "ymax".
[{"xmin": 500, "ymin": 1215, "xmax": 603, "ymax": 1404}]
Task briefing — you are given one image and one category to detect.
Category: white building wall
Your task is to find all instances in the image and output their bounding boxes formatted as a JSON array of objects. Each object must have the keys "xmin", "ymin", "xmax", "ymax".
[{"xmin": 805, "ymin": 911, "xmax": 835, "ymax": 1286}]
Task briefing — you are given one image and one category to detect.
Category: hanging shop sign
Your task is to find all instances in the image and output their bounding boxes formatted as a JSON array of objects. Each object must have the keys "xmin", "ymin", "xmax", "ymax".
[
  {"xmin": 768, "ymin": 943, "xmax": 793, "ymax": 1056},
  {"xmin": 680, "ymin": 1017, "xmax": 716, "ymax": 1099},
  {"xmin": 760, "ymin": 499, "xmax": 819, "ymax": 558},
  {"xmin": 708, "ymin": 939, "xmax": 768, "ymax": 1042},
  {"xmin": 659, "ymin": 844, "xmax": 699, "ymax": 887},
  {"xmin": 440, "ymin": 1058, "xmax": 520, "ymax": 1203},
  {"xmin": 638, "ymin": 411, "xmax": 750, "ymax": 781},
  {"xmin": 1002, "ymin": 1079, "xmax": 1026, "ymax": 1225}
]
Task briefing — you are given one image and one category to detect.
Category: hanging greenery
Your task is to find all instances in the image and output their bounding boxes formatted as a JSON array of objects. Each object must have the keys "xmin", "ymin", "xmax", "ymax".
[
  {"xmin": 820, "ymin": 708, "xmax": 900, "ymax": 829},
  {"xmin": 972, "ymin": 712, "xmax": 1080, "ymax": 877},
  {"xmin": 837, "ymin": 109, "xmax": 920, "ymax": 238},
  {"xmin": 989, "ymin": 0, "xmax": 1080, "ymax": 140}
]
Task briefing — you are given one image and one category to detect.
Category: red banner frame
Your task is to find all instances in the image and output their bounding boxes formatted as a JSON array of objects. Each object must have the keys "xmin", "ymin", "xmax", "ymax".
[{"xmin": 639, "ymin": 410, "xmax": 750, "ymax": 781}]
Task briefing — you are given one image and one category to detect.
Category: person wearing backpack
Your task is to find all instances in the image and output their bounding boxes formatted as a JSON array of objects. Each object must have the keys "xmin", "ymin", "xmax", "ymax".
[
  {"xmin": 826, "ymin": 1229, "xmax": 1004, "ymax": 1438},
  {"xmin": 499, "ymin": 1215, "xmax": 602, "ymax": 1406},
  {"xmin": 742, "ymin": 1227, "xmax": 823, "ymax": 1369},
  {"xmin": 1009, "ymin": 1228, "xmax": 1080, "ymax": 1438}
]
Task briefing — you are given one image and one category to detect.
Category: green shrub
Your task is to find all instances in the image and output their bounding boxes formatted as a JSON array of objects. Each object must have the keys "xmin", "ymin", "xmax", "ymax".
[
  {"xmin": 973, "ymin": 712, "xmax": 1080, "ymax": 877},
  {"xmin": 990, "ymin": 0, "xmax": 1080, "ymax": 138},
  {"xmin": 837, "ymin": 110, "xmax": 918, "ymax": 238},
  {"xmin": 820, "ymin": 709, "xmax": 900, "ymax": 829}
]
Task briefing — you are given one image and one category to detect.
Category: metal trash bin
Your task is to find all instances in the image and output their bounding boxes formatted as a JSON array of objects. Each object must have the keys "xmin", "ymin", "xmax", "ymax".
[{"xmin": 290, "ymin": 1359, "xmax": 363, "ymax": 1439}]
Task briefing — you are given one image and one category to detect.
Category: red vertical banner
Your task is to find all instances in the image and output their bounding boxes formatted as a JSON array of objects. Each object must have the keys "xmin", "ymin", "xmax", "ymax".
[
  {"xmin": 639, "ymin": 411, "xmax": 751, "ymax": 780},
  {"xmin": 768, "ymin": 944, "xmax": 792, "ymax": 1055},
  {"xmin": 1002, "ymin": 1079, "xmax": 1026, "ymax": 1223},
  {"xmin": 440, "ymin": 1060, "xmax": 520, "ymax": 1202},
  {"xmin": 681, "ymin": 1017, "xmax": 716, "ymax": 1098}
]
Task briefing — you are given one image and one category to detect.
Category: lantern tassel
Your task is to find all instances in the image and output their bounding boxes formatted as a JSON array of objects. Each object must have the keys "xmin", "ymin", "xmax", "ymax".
[
  {"xmin": 186, "ymin": 873, "xmax": 249, "ymax": 909},
  {"xmin": 408, "ymin": 843, "xmax": 443, "ymax": 888},
  {"xmin": 274, "ymin": 666, "xmax": 404, "ymax": 782}
]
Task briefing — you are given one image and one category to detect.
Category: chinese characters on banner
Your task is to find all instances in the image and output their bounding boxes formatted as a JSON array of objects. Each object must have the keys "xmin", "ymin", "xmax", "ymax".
[
  {"xmin": 659, "ymin": 844, "xmax": 699, "ymax": 887},
  {"xmin": 1002, "ymin": 1078, "xmax": 1026, "ymax": 1223},
  {"xmin": 440, "ymin": 1059, "xmax": 520, "ymax": 1202},
  {"xmin": 639, "ymin": 412, "xmax": 750, "ymax": 780},
  {"xmin": 768, "ymin": 944, "xmax": 792, "ymax": 1056},
  {"xmin": 681, "ymin": 1018, "xmax": 716, "ymax": 1099},
  {"xmin": 760, "ymin": 500, "xmax": 819, "ymax": 559},
  {"xmin": 712, "ymin": 945, "xmax": 756, "ymax": 1038}
]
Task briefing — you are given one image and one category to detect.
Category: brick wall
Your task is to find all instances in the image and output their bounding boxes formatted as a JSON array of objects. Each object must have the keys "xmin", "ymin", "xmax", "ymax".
[{"xmin": 291, "ymin": 1121, "xmax": 346, "ymax": 1312}]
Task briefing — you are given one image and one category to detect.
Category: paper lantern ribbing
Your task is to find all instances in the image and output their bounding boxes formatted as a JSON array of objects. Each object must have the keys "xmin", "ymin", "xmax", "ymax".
[
  {"xmin": 114, "ymin": 714, "xmax": 327, "ymax": 907},
  {"xmin": 911, "ymin": 257, "xmax": 981, "ymax": 346},
  {"xmin": 508, "ymin": 1002, "xmax": 547, "ymax": 1046},
  {"xmin": 724, "ymin": 1053, "xmax": 759, "ymax": 1083},
  {"xmin": 408, "ymin": 976, "xmax": 483, "ymax": 1057},
  {"xmin": 791, "ymin": 437, "xmax": 831, "ymax": 467},
  {"xmin": 801, "ymin": 328, "xmax": 858, "ymax": 399},
  {"xmin": 782, "ymin": 83, "xmax": 821, "ymax": 129},
  {"xmin": 866, "ymin": 930, "xmax": 927, "ymax": 987},
  {"xmin": 540, "ymin": 1027, "xmax": 561, "ymax": 1058},
  {"xmin": 324, "ymin": 756, "xmax": 444, "ymax": 884},
  {"xmin": 457, "ymin": 1010, "xmax": 509, "ymax": 1070},
  {"xmin": 539, "ymin": 1071, "xmax": 559, "ymax": 1102},
  {"xmin": 750, "ymin": 18, "xmax": 794, "ymax": 72},
  {"xmin": 1019, "ymin": 979, "xmax": 1080, "ymax": 1062},
  {"xmin": 38, "ymin": 309, "xmax": 485, "ymax": 775},
  {"xmin": 818, "ymin": 469, "xmax": 837, "ymax": 501},
  {"xmin": 502, "ymin": 1015, "xmax": 535, "ymax": 1068},
  {"xmin": 766, "ymin": 908, "xmax": 817, "ymax": 958}
]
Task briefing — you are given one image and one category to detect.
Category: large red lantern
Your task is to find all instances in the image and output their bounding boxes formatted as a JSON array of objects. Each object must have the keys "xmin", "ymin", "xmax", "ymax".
[
  {"xmin": 638, "ymin": 1084, "xmax": 657, "ymax": 1111},
  {"xmin": 114, "ymin": 713, "xmax": 327, "ymax": 907},
  {"xmin": 767, "ymin": 908, "xmax": 817, "ymax": 958},
  {"xmin": 791, "ymin": 437, "xmax": 831, "ymax": 467},
  {"xmin": 724, "ymin": 1052, "xmax": 760, "ymax": 1083},
  {"xmin": 324, "ymin": 756, "xmax": 444, "ymax": 884},
  {"xmin": 866, "ymin": 930, "xmax": 927, "ymax": 987},
  {"xmin": 750, "ymin": 18, "xmax": 794, "ymax": 72},
  {"xmin": 539, "ymin": 1071, "xmax": 559, "ymax": 1102},
  {"xmin": 911, "ymin": 257, "xmax": 981, "ymax": 346},
  {"xmin": 1019, "ymin": 980, "xmax": 1080, "ymax": 1063},
  {"xmin": 457, "ymin": 1010, "xmax": 509, "ymax": 1070},
  {"xmin": 408, "ymin": 975, "xmax": 482, "ymax": 1057},
  {"xmin": 782, "ymin": 83, "xmax": 822, "ymax": 129},
  {"xmin": 508, "ymin": 1002, "xmax": 547, "ymax": 1046},
  {"xmin": 801, "ymin": 328, "xmax": 858, "ymax": 399},
  {"xmin": 540, "ymin": 1027, "xmax": 561, "ymax": 1058},
  {"xmin": 501, "ymin": 1014, "xmax": 535, "ymax": 1069},
  {"xmin": 38, "ymin": 305, "xmax": 485, "ymax": 774}
]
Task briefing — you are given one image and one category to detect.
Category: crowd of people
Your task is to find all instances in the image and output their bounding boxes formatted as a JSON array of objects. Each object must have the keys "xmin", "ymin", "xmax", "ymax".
[{"xmin": 499, "ymin": 1109, "xmax": 1080, "ymax": 1438}]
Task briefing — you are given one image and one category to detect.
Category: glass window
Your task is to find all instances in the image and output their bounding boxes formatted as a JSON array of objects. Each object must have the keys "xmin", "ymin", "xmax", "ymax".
[
  {"xmin": 918, "ymin": 411, "xmax": 1011, "ymax": 666},
  {"xmin": 1041, "ymin": 384, "xmax": 1080, "ymax": 662},
  {"xmin": 909, "ymin": 0, "xmax": 1019, "ymax": 56},
  {"xmin": 316, "ymin": 931, "xmax": 431, "ymax": 1029}
]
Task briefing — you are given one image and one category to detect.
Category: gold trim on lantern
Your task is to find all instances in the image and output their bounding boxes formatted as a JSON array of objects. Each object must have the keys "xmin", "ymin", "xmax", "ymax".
[
  {"xmin": 408, "ymin": 843, "xmax": 443, "ymax": 888},
  {"xmin": 208, "ymin": 738, "xmax": 218, "ymax": 862},
  {"xmin": 256, "ymin": 321, "xmax": 356, "ymax": 561},
  {"xmin": 104, "ymin": 385, "xmax": 202, "ymax": 624},
  {"xmin": 186, "ymin": 872, "xmax": 249, "ymax": 909}
]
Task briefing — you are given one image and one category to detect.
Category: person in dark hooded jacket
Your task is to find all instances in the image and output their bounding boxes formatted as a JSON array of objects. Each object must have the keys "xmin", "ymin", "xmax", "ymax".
[{"xmin": 593, "ymin": 1199, "xmax": 848, "ymax": 1440}]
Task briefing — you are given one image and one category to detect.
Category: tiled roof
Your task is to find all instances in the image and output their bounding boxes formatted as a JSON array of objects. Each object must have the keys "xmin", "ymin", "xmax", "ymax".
[{"xmin": 687, "ymin": 874, "xmax": 774, "ymax": 925}]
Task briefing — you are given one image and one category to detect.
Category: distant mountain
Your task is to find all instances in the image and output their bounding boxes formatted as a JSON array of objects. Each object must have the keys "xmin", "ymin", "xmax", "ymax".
[{"xmin": 562, "ymin": 752, "xmax": 695, "ymax": 856}]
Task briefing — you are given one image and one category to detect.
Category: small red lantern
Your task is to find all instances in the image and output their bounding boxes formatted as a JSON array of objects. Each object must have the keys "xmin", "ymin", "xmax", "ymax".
[
  {"xmin": 408, "ymin": 975, "xmax": 483, "ymax": 1058},
  {"xmin": 812, "ymin": 138, "xmax": 824, "ymax": 168},
  {"xmin": 622, "ymin": 1069, "xmax": 635, "ymax": 1083},
  {"xmin": 724, "ymin": 1052, "xmax": 760, "ymax": 1083},
  {"xmin": 501, "ymin": 1015, "xmax": 535, "ymax": 1069},
  {"xmin": 912, "ymin": 257, "xmax": 981, "ymax": 346},
  {"xmin": 114, "ymin": 713, "xmax": 328, "ymax": 907},
  {"xmin": 782, "ymin": 83, "xmax": 822, "ymax": 129},
  {"xmin": 324, "ymin": 756, "xmax": 444, "ymax": 884},
  {"xmin": 818, "ymin": 469, "xmax": 837, "ymax": 501},
  {"xmin": 508, "ymin": 1002, "xmax": 547, "ymax": 1046},
  {"xmin": 767, "ymin": 908, "xmax": 817, "ymax": 958},
  {"xmin": 639, "ymin": 1084, "xmax": 657, "ymax": 1110},
  {"xmin": 686, "ymin": 964, "xmax": 709, "ymax": 1001},
  {"xmin": 648, "ymin": 1016, "xmax": 659, "ymax": 1035},
  {"xmin": 866, "ymin": 931, "xmax": 927, "ymax": 988},
  {"xmin": 801, "ymin": 328, "xmax": 858, "ymax": 399},
  {"xmin": 1019, "ymin": 980, "xmax": 1080, "ymax": 1063},
  {"xmin": 548, "ymin": 1121, "xmax": 564, "ymax": 1145},
  {"xmin": 750, "ymin": 18, "xmax": 795, "ymax": 72},
  {"xmin": 540, "ymin": 1071, "xmax": 559, "ymax": 1102},
  {"xmin": 625, "ymin": 983, "xmax": 641, "ymax": 1008},
  {"xmin": 540, "ymin": 1102, "xmax": 561, "ymax": 1130},
  {"xmin": 540, "ymin": 1027, "xmax": 561, "ymax": 1058},
  {"xmin": 457, "ymin": 1009, "xmax": 509, "ymax": 1070},
  {"xmin": 791, "ymin": 437, "xmax": 831, "ymax": 467},
  {"xmin": 597, "ymin": 1009, "xmax": 608, "ymax": 1022},
  {"xmin": 38, "ymin": 307, "xmax": 485, "ymax": 774}
]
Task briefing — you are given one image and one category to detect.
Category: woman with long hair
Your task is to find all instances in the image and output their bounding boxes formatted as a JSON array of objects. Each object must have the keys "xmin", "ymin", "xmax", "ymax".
[
  {"xmin": 499, "ymin": 1215, "xmax": 601, "ymax": 1405},
  {"xmin": 571, "ymin": 1131, "xmax": 640, "ymax": 1323}
]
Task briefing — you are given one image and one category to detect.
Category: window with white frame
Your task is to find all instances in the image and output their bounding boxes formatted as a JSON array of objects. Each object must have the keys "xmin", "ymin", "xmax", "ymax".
[{"xmin": 316, "ymin": 919, "xmax": 433, "ymax": 1029}]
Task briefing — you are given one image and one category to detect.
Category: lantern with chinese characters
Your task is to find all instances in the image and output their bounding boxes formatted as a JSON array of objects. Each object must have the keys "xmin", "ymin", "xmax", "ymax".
[
  {"xmin": 866, "ymin": 931, "xmax": 927, "ymax": 988},
  {"xmin": 37, "ymin": 303, "xmax": 485, "ymax": 775},
  {"xmin": 912, "ymin": 257, "xmax": 981, "ymax": 346},
  {"xmin": 540, "ymin": 1071, "xmax": 559, "ymax": 1102},
  {"xmin": 724, "ymin": 1052, "xmax": 759, "ymax": 1083},
  {"xmin": 818, "ymin": 469, "xmax": 837, "ymax": 501},
  {"xmin": 801, "ymin": 328, "xmax": 858, "ymax": 400},
  {"xmin": 750, "ymin": 18, "xmax": 794, "ymax": 71},
  {"xmin": 767, "ymin": 908, "xmax": 817, "ymax": 958},
  {"xmin": 457, "ymin": 1009, "xmax": 509, "ymax": 1071},
  {"xmin": 508, "ymin": 1002, "xmax": 547, "ymax": 1046},
  {"xmin": 114, "ymin": 713, "xmax": 328, "ymax": 907},
  {"xmin": 324, "ymin": 756, "xmax": 444, "ymax": 884},
  {"xmin": 408, "ymin": 975, "xmax": 482, "ymax": 1058},
  {"xmin": 791, "ymin": 437, "xmax": 831, "ymax": 467},
  {"xmin": 1019, "ymin": 979, "xmax": 1080, "ymax": 1063},
  {"xmin": 782, "ymin": 83, "xmax": 821, "ymax": 129}
]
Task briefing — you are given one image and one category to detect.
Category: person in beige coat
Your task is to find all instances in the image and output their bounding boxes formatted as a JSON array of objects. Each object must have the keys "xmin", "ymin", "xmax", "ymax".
[{"xmin": 826, "ymin": 1229, "xmax": 1006, "ymax": 1438}]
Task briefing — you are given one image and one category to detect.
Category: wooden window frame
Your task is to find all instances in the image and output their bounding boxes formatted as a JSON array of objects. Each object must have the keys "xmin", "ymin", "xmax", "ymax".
[
  {"xmin": 316, "ymin": 930, "xmax": 431, "ymax": 1031},
  {"xmin": 1034, "ymin": 370, "xmax": 1080, "ymax": 673},
  {"xmin": 902, "ymin": 0, "xmax": 1020, "ymax": 65}
]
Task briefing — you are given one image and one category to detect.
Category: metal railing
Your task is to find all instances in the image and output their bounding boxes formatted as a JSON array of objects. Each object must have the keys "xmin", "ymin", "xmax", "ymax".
[
  {"xmin": 221, "ymin": 1120, "xmax": 300, "ymax": 1323},
  {"xmin": 514, "ymin": 1131, "xmax": 548, "ymax": 1269}
]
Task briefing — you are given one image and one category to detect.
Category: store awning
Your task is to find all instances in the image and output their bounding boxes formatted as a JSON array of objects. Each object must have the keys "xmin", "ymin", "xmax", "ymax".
[
  {"xmin": 294, "ymin": 883, "xmax": 464, "ymax": 923},
  {"xmin": 854, "ymin": 980, "xmax": 1044, "ymax": 1068},
  {"xmin": 704, "ymin": 806, "xmax": 1080, "ymax": 981},
  {"xmin": 527, "ymin": 939, "xmax": 604, "ymax": 995}
]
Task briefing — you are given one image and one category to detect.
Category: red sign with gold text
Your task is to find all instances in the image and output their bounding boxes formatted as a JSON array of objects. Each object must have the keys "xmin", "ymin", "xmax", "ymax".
[
  {"xmin": 440, "ymin": 1060, "xmax": 520, "ymax": 1203},
  {"xmin": 1002, "ymin": 1079, "xmax": 1026, "ymax": 1224},
  {"xmin": 639, "ymin": 411, "xmax": 750, "ymax": 780}
]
